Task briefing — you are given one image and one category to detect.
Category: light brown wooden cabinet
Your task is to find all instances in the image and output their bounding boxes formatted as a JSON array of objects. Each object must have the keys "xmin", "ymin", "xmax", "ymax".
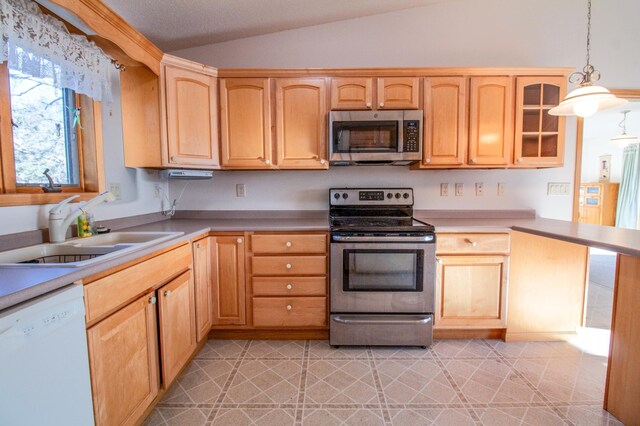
[
  {"xmin": 211, "ymin": 235, "xmax": 247, "ymax": 325},
  {"xmin": 193, "ymin": 237, "xmax": 212, "ymax": 342},
  {"xmin": 330, "ymin": 77, "xmax": 419, "ymax": 110},
  {"xmin": 87, "ymin": 292, "xmax": 159, "ymax": 426},
  {"xmin": 578, "ymin": 182, "xmax": 620, "ymax": 226},
  {"xmin": 468, "ymin": 76, "xmax": 514, "ymax": 166},
  {"xmin": 513, "ymin": 77, "xmax": 566, "ymax": 166},
  {"xmin": 275, "ymin": 78, "xmax": 329, "ymax": 169}
]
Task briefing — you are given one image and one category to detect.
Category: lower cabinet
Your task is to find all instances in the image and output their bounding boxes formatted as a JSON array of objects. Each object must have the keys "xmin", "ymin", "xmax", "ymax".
[
  {"xmin": 193, "ymin": 237, "xmax": 213, "ymax": 341},
  {"xmin": 210, "ymin": 235, "xmax": 247, "ymax": 325}
]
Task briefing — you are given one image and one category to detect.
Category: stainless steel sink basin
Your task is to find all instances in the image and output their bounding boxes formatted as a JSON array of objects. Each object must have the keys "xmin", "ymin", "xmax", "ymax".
[{"xmin": 0, "ymin": 232, "xmax": 184, "ymax": 267}]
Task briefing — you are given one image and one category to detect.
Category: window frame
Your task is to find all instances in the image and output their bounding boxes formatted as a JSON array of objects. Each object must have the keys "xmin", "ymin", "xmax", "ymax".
[{"xmin": 0, "ymin": 62, "xmax": 105, "ymax": 206}]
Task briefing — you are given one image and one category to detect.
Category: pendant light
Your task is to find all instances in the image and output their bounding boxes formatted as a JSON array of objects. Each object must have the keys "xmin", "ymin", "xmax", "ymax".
[
  {"xmin": 610, "ymin": 110, "xmax": 638, "ymax": 147},
  {"xmin": 549, "ymin": 0, "xmax": 627, "ymax": 118}
]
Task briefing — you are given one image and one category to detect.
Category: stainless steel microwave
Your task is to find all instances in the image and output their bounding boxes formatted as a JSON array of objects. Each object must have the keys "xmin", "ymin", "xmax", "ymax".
[{"xmin": 329, "ymin": 110, "xmax": 423, "ymax": 166}]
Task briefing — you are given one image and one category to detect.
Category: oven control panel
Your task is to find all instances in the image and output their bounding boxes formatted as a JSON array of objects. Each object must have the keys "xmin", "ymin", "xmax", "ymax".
[{"xmin": 330, "ymin": 188, "xmax": 413, "ymax": 206}]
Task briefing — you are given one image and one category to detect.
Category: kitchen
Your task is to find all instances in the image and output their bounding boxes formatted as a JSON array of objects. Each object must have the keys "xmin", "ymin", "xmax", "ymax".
[{"xmin": 0, "ymin": 0, "xmax": 639, "ymax": 425}]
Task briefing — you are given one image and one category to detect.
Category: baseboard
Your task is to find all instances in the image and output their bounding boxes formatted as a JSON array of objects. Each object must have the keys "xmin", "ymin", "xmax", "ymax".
[
  {"xmin": 434, "ymin": 328, "xmax": 506, "ymax": 340},
  {"xmin": 504, "ymin": 331, "xmax": 578, "ymax": 342},
  {"xmin": 209, "ymin": 328, "xmax": 328, "ymax": 340}
]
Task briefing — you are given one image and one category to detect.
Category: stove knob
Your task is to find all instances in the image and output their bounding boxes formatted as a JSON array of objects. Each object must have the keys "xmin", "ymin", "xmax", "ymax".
[
  {"xmin": 342, "ymin": 193, "xmax": 349, "ymax": 199},
  {"xmin": 395, "ymin": 193, "xmax": 401, "ymax": 199},
  {"xmin": 386, "ymin": 193, "xmax": 393, "ymax": 199},
  {"xmin": 403, "ymin": 193, "xmax": 410, "ymax": 199},
  {"xmin": 333, "ymin": 193, "xmax": 340, "ymax": 200}
]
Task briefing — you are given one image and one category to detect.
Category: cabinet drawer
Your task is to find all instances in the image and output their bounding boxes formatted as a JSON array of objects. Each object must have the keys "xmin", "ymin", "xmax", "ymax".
[
  {"xmin": 253, "ymin": 297, "xmax": 327, "ymax": 327},
  {"xmin": 252, "ymin": 256, "xmax": 326, "ymax": 276},
  {"xmin": 84, "ymin": 244, "xmax": 192, "ymax": 324},
  {"xmin": 437, "ymin": 233, "xmax": 510, "ymax": 254},
  {"xmin": 253, "ymin": 277, "xmax": 327, "ymax": 296},
  {"xmin": 251, "ymin": 234, "xmax": 327, "ymax": 254}
]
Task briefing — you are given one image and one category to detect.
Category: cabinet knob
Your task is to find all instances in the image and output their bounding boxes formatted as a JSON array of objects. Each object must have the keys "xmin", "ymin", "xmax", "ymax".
[
  {"xmin": 379, "ymin": 102, "xmax": 385, "ymax": 108},
  {"xmin": 164, "ymin": 290, "xmax": 171, "ymax": 297},
  {"xmin": 196, "ymin": 243, "xmax": 200, "ymax": 248},
  {"xmin": 469, "ymin": 158, "xmax": 476, "ymax": 164},
  {"xmin": 148, "ymin": 296, "xmax": 157, "ymax": 304},
  {"xmin": 366, "ymin": 102, "xmax": 372, "ymax": 108},
  {"xmin": 437, "ymin": 258, "xmax": 442, "ymax": 264},
  {"xmin": 286, "ymin": 263, "xmax": 292, "ymax": 269},
  {"xmin": 286, "ymin": 241, "xmax": 292, "ymax": 248},
  {"xmin": 465, "ymin": 239, "xmax": 478, "ymax": 247},
  {"xmin": 264, "ymin": 159, "xmax": 271, "ymax": 165},
  {"xmin": 286, "ymin": 304, "xmax": 292, "ymax": 311},
  {"xmin": 286, "ymin": 284, "xmax": 293, "ymax": 290},
  {"xmin": 319, "ymin": 159, "xmax": 326, "ymax": 165},
  {"xmin": 516, "ymin": 158, "xmax": 522, "ymax": 163},
  {"xmin": 425, "ymin": 158, "xmax": 431, "ymax": 164},
  {"xmin": 237, "ymin": 238, "xmax": 243, "ymax": 243},
  {"xmin": 170, "ymin": 156, "xmax": 177, "ymax": 163}
]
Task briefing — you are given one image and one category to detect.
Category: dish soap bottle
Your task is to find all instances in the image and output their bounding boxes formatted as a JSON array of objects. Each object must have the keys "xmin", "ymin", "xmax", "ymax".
[{"xmin": 77, "ymin": 210, "xmax": 94, "ymax": 238}]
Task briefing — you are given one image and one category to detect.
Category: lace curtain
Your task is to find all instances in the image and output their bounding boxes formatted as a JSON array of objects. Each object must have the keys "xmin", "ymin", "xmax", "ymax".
[{"xmin": 0, "ymin": 0, "xmax": 114, "ymax": 102}]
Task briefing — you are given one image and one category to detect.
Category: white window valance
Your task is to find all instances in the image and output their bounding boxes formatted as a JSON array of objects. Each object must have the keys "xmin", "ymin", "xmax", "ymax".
[{"xmin": 0, "ymin": 0, "xmax": 114, "ymax": 102}]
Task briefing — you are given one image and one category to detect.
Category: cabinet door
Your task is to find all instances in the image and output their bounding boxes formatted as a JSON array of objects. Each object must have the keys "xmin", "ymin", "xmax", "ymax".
[
  {"xmin": 193, "ymin": 237, "xmax": 212, "ymax": 342},
  {"xmin": 219, "ymin": 78, "xmax": 273, "ymax": 169},
  {"xmin": 87, "ymin": 292, "xmax": 159, "ymax": 426},
  {"xmin": 377, "ymin": 77, "xmax": 420, "ymax": 110},
  {"xmin": 158, "ymin": 270, "xmax": 197, "ymax": 387},
  {"xmin": 330, "ymin": 77, "xmax": 373, "ymax": 110},
  {"xmin": 468, "ymin": 76, "xmax": 514, "ymax": 165},
  {"xmin": 513, "ymin": 77, "xmax": 566, "ymax": 166},
  {"xmin": 435, "ymin": 256, "xmax": 508, "ymax": 328},
  {"xmin": 164, "ymin": 65, "xmax": 219, "ymax": 167},
  {"xmin": 275, "ymin": 78, "xmax": 328, "ymax": 169},
  {"xmin": 211, "ymin": 236, "xmax": 247, "ymax": 325},
  {"xmin": 422, "ymin": 77, "xmax": 467, "ymax": 166}
]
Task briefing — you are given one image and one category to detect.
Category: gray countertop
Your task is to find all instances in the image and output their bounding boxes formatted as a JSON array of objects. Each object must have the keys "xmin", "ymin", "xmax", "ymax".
[{"xmin": 1, "ymin": 211, "xmax": 639, "ymax": 312}]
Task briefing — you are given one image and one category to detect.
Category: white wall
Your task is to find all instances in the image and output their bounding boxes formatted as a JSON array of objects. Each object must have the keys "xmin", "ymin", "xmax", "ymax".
[
  {"xmin": 0, "ymin": 72, "xmax": 167, "ymax": 236},
  {"xmin": 170, "ymin": 0, "xmax": 640, "ymax": 220}
]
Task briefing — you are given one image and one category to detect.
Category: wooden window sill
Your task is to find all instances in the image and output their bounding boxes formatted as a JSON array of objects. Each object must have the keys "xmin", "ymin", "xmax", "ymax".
[{"xmin": 0, "ymin": 192, "xmax": 101, "ymax": 207}]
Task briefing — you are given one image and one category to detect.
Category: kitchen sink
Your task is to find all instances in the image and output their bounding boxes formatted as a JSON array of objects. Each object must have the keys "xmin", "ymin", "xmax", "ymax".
[{"xmin": 0, "ymin": 232, "xmax": 183, "ymax": 267}]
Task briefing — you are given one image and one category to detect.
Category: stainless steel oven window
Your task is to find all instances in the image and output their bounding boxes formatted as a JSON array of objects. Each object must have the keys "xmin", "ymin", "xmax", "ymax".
[
  {"xmin": 332, "ymin": 121, "xmax": 399, "ymax": 153},
  {"xmin": 342, "ymin": 249, "xmax": 424, "ymax": 291}
]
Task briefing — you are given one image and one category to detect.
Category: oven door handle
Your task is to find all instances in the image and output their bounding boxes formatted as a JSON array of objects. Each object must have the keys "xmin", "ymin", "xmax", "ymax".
[
  {"xmin": 332, "ymin": 315, "xmax": 432, "ymax": 325},
  {"xmin": 331, "ymin": 235, "xmax": 434, "ymax": 243}
]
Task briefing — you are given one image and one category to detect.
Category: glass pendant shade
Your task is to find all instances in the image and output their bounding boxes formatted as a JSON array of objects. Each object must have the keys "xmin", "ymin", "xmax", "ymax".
[
  {"xmin": 548, "ymin": 85, "xmax": 628, "ymax": 117},
  {"xmin": 610, "ymin": 133, "xmax": 638, "ymax": 147}
]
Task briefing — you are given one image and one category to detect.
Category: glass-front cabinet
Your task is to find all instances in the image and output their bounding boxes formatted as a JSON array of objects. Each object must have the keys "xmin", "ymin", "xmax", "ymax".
[{"xmin": 513, "ymin": 77, "xmax": 566, "ymax": 166}]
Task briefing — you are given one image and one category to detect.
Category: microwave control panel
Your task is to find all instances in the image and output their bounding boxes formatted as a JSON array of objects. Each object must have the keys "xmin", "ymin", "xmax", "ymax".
[{"xmin": 403, "ymin": 120, "xmax": 420, "ymax": 152}]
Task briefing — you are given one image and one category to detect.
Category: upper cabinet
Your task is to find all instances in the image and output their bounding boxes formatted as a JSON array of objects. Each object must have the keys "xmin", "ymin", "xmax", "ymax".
[
  {"xmin": 513, "ymin": 77, "xmax": 566, "ymax": 167},
  {"xmin": 162, "ymin": 56, "xmax": 219, "ymax": 168},
  {"xmin": 330, "ymin": 77, "xmax": 419, "ymax": 110},
  {"xmin": 219, "ymin": 78, "xmax": 273, "ymax": 169}
]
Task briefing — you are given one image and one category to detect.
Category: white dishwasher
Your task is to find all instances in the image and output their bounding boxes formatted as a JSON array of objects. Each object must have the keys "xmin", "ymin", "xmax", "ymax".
[{"xmin": 0, "ymin": 284, "xmax": 95, "ymax": 425}]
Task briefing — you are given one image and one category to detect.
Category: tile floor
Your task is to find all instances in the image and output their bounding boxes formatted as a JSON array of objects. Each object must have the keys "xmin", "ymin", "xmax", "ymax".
[
  {"xmin": 585, "ymin": 281, "xmax": 614, "ymax": 330},
  {"xmin": 143, "ymin": 339, "xmax": 623, "ymax": 425}
]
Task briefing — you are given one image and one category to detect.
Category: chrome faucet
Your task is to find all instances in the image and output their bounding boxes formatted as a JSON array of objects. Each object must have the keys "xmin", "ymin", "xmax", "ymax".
[{"xmin": 48, "ymin": 191, "xmax": 116, "ymax": 243}]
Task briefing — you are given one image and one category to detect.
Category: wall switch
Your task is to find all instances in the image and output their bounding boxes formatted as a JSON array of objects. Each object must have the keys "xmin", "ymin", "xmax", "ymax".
[
  {"xmin": 475, "ymin": 182, "xmax": 484, "ymax": 196},
  {"xmin": 108, "ymin": 182, "xmax": 121, "ymax": 200},
  {"xmin": 497, "ymin": 182, "xmax": 506, "ymax": 196},
  {"xmin": 153, "ymin": 184, "xmax": 162, "ymax": 199},
  {"xmin": 455, "ymin": 183, "xmax": 464, "ymax": 196},
  {"xmin": 236, "ymin": 184, "xmax": 246, "ymax": 197},
  {"xmin": 440, "ymin": 183, "xmax": 449, "ymax": 196},
  {"xmin": 547, "ymin": 182, "xmax": 571, "ymax": 196}
]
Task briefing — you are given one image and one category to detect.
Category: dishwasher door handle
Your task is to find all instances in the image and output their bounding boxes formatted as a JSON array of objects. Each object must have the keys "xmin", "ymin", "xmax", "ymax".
[{"xmin": 332, "ymin": 315, "xmax": 432, "ymax": 325}]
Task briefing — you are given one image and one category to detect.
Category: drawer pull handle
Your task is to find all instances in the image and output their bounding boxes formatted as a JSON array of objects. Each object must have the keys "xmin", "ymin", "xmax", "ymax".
[
  {"xmin": 286, "ymin": 263, "xmax": 292, "ymax": 269},
  {"xmin": 286, "ymin": 304, "xmax": 292, "ymax": 311},
  {"xmin": 286, "ymin": 241, "xmax": 292, "ymax": 248},
  {"xmin": 465, "ymin": 239, "xmax": 478, "ymax": 247},
  {"xmin": 164, "ymin": 290, "xmax": 171, "ymax": 297},
  {"xmin": 286, "ymin": 284, "xmax": 293, "ymax": 290},
  {"xmin": 366, "ymin": 102, "xmax": 372, "ymax": 108},
  {"xmin": 379, "ymin": 102, "xmax": 385, "ymax": 108},
  {"xmin": 237, "ymin": 238, "xmax": 243, "ymax": 244},
  {"xmin": 149, "ymin": 296, "xmax": 157, "ymax": 305}
]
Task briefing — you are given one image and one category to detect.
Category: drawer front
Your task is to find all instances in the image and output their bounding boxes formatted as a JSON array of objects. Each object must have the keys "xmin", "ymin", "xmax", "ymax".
[
  {"xmin": 251, "ymin": 234, "xmax": 327, "ymax": 254},
  {"xmin": 253, "ymin": 297, "xmax": 327, "ymax": 327},
  {"xmin": 84, "ymin": 244, "xmax": 192, "ymax": 324},
  {"xmin": 437, "ymin": 233, "xmax": 510, "ymax": 254},
  {"xmin": 253, "ymin": 276, "xmax": 327, "ymax": 296},
  {"xmin": 252, "ymin": 256, "xmax": 326, "ymax": 276}
]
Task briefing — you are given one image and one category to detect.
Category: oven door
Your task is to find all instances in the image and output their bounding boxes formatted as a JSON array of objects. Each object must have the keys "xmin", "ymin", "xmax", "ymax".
[{"xmin": 330, "ymin": 236, "xmax": 435, "ymax": 313}]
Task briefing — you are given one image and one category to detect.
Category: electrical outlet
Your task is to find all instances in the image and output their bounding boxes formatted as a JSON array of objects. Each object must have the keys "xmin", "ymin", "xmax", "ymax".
[
  {"xmin": 153, "ymin": 184, "xmax": 162, "ymax": 199},
  {"xmin": 475, "ymin": 182, "xmax": 484, "ymax": 196},
  {"xmin": 497, "ymin": 182, "xmax": 506, "ymax": 196},
  {"xmin": 236, "ymin": 184, "xmax": 246, "ymax": 197},
  {"xmin": 440, "ymin": 183, "xmax": 449, "ymax": 196},
  {"xmin": 455, "ymin": 183, "xmax": 464, "ymax": 196},
  {"xmin": 547, "ymin": 182, "xmax": 571, "ymax": 195},
  {"xmin": 108, "ymin": 182, "xmax": 121, "ymax": 200}
]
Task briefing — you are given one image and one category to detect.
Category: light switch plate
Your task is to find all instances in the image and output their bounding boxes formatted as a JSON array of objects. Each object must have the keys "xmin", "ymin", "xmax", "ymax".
[
  {"xmin": 108, "ymin": 182, "xmax": 121, "ymax": 200},
  {"xmin": 475, "ymin": 182, "xmax": 484, "ymax": 196},
  {"xmin": 455, "ymin": 183, "xmax": 464, "ymax": 196},
  {"xmin": 440, "ymin": 183, "xmax": 449, "ymax": 196},
  {"xmin": 497, "ymin": 182, "xmax": 506, "ymax": 196},
  {"xmin": 236, "ymin": 184, "xmax": 246, "ymax": 197},
  {"xmin": 547, "ymin": 182, "xmax": 571, "ymax": 195}
]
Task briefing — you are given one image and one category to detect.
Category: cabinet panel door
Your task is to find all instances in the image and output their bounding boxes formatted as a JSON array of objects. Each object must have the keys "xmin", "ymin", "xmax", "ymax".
[
  {"xmin": 219, "ymin": 78, "xmax": 272, "ymax": 168},
  {"xmin": 164, "ymin": 65, "xmax": 219, "ymax": 167},
  {"xmin": 377, "ymin": 77, "xmax": 420, "ymax": 110},
  {"xmin": 193, "ymin": 238, "xmax": 212, "ymax": 342},
  {"xmin": 87, "ymin": 292, "xmax": 159, "ymax": 426},
  {"xmin": 435, "ymin": 256, "xmax": 508, "ymax": 328},
  {"xmin": 158, "ymin": 270, "xmax": 197, "ymax": 387},
  {"xmin": 211, "ymin": 236, "xmax": 247, "ymax": 325},
  {"xmin": 275, "ymin": 78, "xmax": 328, "ymax": 169},
  {"xmin": 423, "ymin": 77, "xmax": 467, "ymax": 166},
  {"xmin": 330, "ymin": 77, "xmax": 373, "ymax": 110},
  {"xmin": 468, "ymin": 77, "xmax": 514, "ymax": 165}
]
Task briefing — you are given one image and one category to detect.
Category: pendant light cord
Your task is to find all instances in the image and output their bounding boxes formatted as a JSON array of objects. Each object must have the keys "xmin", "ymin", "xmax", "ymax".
[
  {"xmin": 585, "ymin": 0, "xmax": 591, "ymax": 69},
  {"xmin": 570, "ymin": 0, "xmax": 600, "ymax": 86}
]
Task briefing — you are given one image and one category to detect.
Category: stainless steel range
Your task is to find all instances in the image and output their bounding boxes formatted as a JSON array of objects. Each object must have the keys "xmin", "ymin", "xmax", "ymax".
[{"xmin": 329, "ymin": 188, "xmax": 436, "ymax": 348}]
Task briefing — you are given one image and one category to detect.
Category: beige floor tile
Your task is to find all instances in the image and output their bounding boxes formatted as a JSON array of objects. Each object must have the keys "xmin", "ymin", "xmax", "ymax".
[
  {"xmin": 308, "ymin": 340, "xmax": 369, "ymax": 359},
  {"xmin": 155, "ymin": 407, "xmax": 211, "ymax": 426},
  {"xmin": 305, "ymin": 359, "xmax": 378, "ymax": 404},
  {"xmin": 244, "ymin": 340, "xmax": 306, "ymax": 359},
  {"xmin": 389, "ymin": 407, "xmax": 476, "ymax": 426},
  {"xmin": 558, "ymin": 404, "xmax": 624, "ymax": 425},
  {"xmin": 475, "ymin": 406, "xmax": 566, "ymax": 426},
  {"xmin": 224, "ymin": 359, "xmax": 301, "ymax": 404},
  {"xmin": 370, "ymin": 345, "xmax": 434, "ymax": 360},
  {"xmin": 302, "ymin": 407, "xmax": 385, "ymax": 426},
  {"xmin": 196, "ymin": 340, "xmax": 247, "ymax": 359},
  {"xmin": 211, "ymin": 407, "xmax": 296, "ymax": 426},
  {"xmin": 432, "ymin": 339, "xmax": 496, "ymax": 359}
]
